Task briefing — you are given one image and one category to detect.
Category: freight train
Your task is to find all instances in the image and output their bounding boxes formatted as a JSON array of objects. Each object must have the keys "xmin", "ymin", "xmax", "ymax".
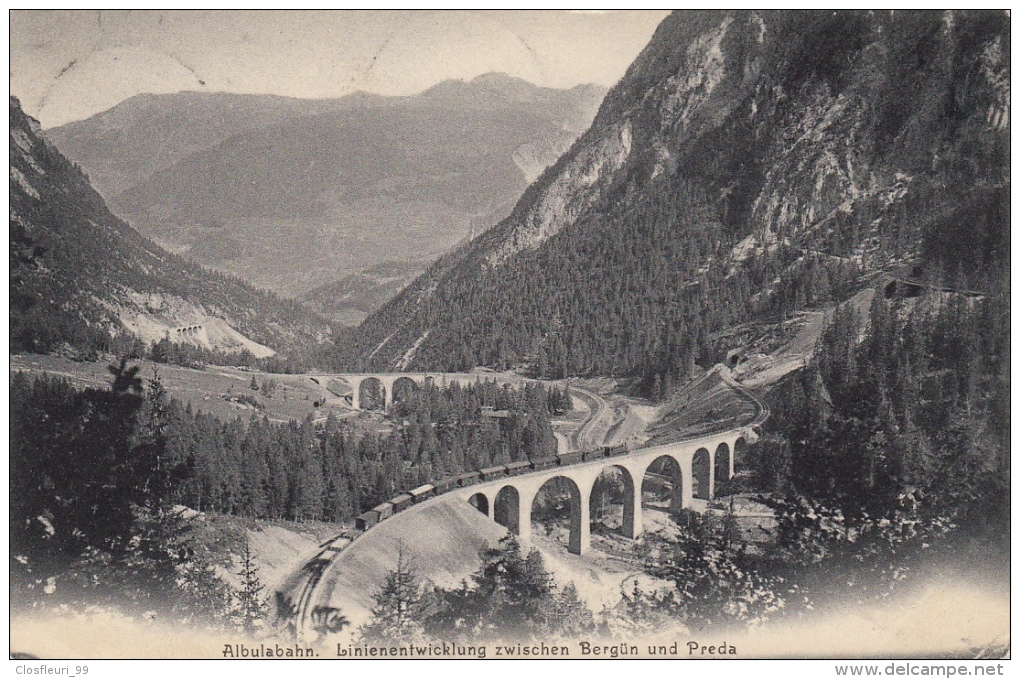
[{"xmin": 352, "ymin": 443, "xmax": 630, "ymax": 531}]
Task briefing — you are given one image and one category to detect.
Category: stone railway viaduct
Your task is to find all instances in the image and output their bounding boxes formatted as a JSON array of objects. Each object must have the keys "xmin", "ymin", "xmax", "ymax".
[
  {"xmin": 284, "ymin": 369, "xmax": 767, "ymax": 638},
  {"xmin": 308, "ymin": 371, "xmax": 529, "ymax": 411},
  {"xmin": 454, "ymin": 431, "xmax": 753, "ymax": 556},
  {"xmin": 305, "ymin": 370, "xmax": 766, "ymax": 556}
]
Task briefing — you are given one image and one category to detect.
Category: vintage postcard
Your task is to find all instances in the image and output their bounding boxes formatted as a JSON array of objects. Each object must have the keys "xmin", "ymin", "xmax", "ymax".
[{"xmin": 8, "ymin": 9, "xmax": 1009, "ymax": 670}]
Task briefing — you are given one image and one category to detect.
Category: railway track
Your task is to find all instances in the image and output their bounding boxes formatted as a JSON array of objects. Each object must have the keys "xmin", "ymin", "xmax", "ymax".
[
  {"xmin": 719, "ymin": 368, "xmax": 771, "ymax": 430},
  {"xmin": 568, "ymin": 384, "xmax": 609, "ymax": 450},
  {"xmin": 284, "ymin": 369, "xmax": 769, "ymax": 640},
  {"xmin": 283, "ymin": 535, "xmax": 352, "ymax": 641}
]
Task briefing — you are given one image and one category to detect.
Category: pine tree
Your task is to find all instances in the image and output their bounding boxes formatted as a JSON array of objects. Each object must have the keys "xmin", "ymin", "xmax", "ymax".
[
  {"xmin": 237, "ymin": 536, "xmax": 268, "ymax": 632},
  {"xmin": 360, "ymin": 545, "xmax": 428, "ymax": 643},
  {"xmin": 548, "ymin": 582, "xmax": 595, "ymax": 637},
  {"xmin": 471, "ymin": 532, "xmax": 556, "ymax": 632},
  {"xmin": 11, "ymin": 367, "xmax": 233, "ymax": 619}
]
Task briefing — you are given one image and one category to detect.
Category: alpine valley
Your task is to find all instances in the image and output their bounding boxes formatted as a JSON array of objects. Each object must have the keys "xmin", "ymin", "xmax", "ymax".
[
  {"xmin": 46, "ymin": 75, "xmax": 606, "ymax": 302},
  {"xmin": 11, "ymin": 96, "xmax": 330, "ymax": 360},
  {"xmin": 9, "ymin": 10, "xmax": 1009, "ymax": 659}
]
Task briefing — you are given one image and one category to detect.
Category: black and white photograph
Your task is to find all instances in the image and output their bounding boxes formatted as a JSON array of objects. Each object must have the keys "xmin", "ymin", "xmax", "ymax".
[{"xmin": 8, "ymin": 9, "xmax": 1010, "ymax": 667}]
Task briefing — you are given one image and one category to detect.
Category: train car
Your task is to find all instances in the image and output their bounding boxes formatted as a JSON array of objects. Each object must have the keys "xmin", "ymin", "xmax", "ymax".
[
  {"xmin": 355, "ymin": 511, "xmax": 379, "ymax": 531},
  {"xmin": 556, "ymin": 451, "xmax": 584, "ymax": 466},
  {"xmin": 372, "ymin": 501, "xmax": 394, "ymax": 521},
  {"xmin": 582, "ymin": 448, "xmax": 607, "ymax": 462},
  {"xmin": 453, "ymin": 471, "xmax": 481, "ymax": 487},
  {"xmin": 505, "ymin": 460, "xmax": 532, "ymax": 477},
  {"xmin": 432, "ymin": 477, "xmax": 457, "ymax": 495},
  {"xmin": 390, "ymin": 493, "xmax": 414, "ymax": 513},
  {"xmin": 606, "ymin": 444, "xmax": 629, "ymax": 457},
  {"xmin": 409, "ymin": 484, "xmax": 436, "ymax": 503},
  {"xmin": 531, "ymin": 456, "xmax": 558, "ymax": 471},
  {"xmin": 479, "ymin": 465, "xmax": 508, "ymax": 481}
]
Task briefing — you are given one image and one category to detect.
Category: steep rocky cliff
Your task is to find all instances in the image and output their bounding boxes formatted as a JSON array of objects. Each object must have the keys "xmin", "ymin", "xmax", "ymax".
[{"xmin": 342, "ymin": 11, "xmax": 1009, "ymax": 379}]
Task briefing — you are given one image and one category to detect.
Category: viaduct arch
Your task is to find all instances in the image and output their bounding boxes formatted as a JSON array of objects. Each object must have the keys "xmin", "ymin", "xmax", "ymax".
[
  {"xmin": 309, "ymin": 372, "xmax": 529, "ymax": 412},
  {"xmin": 282, "ymin": 367, "xmax": 769, "ymax": 641},
  {"xmin": 456, "ymin": 432, "xmax": 751, "ymax": 556}
]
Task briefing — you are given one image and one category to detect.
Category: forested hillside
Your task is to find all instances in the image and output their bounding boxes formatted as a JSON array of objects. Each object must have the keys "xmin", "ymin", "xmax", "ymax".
[
  {"xmin": 755, "ymin": 288, "xmax": 1009, "ymax": 535},
  {"xmin": 11, "ymin": 372, "xmax": 562, "ymax": 526},
  {"xmin": 10, "ymin": 96, "xmax": 330, "ymax": 358},
  {"xmin": 341, "ymin": 11, "xmax": 1009, "ymax": 398}
]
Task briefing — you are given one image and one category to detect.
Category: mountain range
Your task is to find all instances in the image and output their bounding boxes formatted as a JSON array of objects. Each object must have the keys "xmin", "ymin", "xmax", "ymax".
[
  {"xmin": 338, "ymin": 10, "xmax": 1009, "ymax": 384},
  {"xmin": 10, "ymin": 96, "xmax": 330, "ymax": 359},
  {"xmin": 46, "ymin": 75, "xmax": 606, "ymax": 299},
  {"xmin": 300, "ymin": 260, "xmax": 426, "ymax": 326}
]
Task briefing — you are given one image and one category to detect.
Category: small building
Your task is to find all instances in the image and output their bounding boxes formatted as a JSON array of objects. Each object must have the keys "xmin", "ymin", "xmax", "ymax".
[{"xmin": 480, "ymin": 405, "xmax": 511, "ymax": 418}]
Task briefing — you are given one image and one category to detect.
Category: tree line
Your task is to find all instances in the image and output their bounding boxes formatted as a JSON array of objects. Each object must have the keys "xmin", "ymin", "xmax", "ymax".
[
  {"xmin": 13, "ymin": 370, "xmax": 564, "ymax": 528},
  {"xmin": 10, "ymin": 362, "xmax": 232, "ymax": 620},
  {"xmin": 351, "ymin": 493, "xmax": 954, "ymax": 644},
  {"xmin": 168, "ymin": 380, "xmax": 562, "ymax": 521},
  {"xmin": 10, "ymin": 364, "xmax": 564, "ymax": 624}
]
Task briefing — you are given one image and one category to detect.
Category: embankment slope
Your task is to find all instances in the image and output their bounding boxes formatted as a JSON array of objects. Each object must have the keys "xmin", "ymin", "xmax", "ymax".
[{"xmin": 305, "ymin": 500, "xmax": 509, "ymax": 627}]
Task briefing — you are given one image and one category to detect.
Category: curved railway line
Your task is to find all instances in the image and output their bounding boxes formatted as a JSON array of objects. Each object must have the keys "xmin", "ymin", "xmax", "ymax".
[
  {"xmin": 568, "ymin": 384, "xmax": 609, "ymax": 451},
  {"xmin": 283, "ymin": 368, "xmax": 768, "ymax": 640}
]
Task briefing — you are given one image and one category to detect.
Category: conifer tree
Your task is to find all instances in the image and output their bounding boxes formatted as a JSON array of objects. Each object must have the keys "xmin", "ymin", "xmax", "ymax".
[
  {"xmin": 548, "ymin": 582, "xmax": 595, "ymax": 636},
  {"xmin": 360, "ymin": 545, "xmax": 427, "ymax": 643},
  {"xmin": 237, "ymin": 536, "xmax": 267, "ymax": 632}
]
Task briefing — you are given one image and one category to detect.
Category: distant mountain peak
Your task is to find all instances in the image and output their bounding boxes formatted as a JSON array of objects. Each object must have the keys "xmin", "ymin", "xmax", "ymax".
[
  {"xmin": 470, "ymin": 71, "xmax": 527, "ymax": 84},
  {"xmin": 47, "ymin": 77, "xmax": 608, "ymax": 299}
]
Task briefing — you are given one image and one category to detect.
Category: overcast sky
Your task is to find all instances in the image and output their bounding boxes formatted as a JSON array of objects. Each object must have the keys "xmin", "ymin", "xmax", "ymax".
[{"xmin": 10, "ymin": 10, "xmax": 670, "ymax": 129}]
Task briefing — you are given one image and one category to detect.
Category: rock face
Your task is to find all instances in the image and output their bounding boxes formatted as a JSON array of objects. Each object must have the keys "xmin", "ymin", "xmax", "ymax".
[
  {"xmin": 45, "ymin": 76, "xmax": 606, "ymax": 297},
  {"xmin": 342, "ymin": 11, "xmax": 1009, "ymax": 376},
  {"xmin": 9, "ymin": 96, "xmax": 330, "ymax": 357},
  {"xmin": 480, "ymin": 10, "xmax": 1008, "ymax": 267}
]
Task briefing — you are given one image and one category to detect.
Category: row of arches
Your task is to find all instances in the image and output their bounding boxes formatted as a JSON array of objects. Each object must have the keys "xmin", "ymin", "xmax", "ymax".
[
  {"xmin": 324, "ymin": 375, "xmax": 435, "ymax": 411},
  {"xmin": 466, "ymin": 440, "xmax": 745, "ymax": 556}
]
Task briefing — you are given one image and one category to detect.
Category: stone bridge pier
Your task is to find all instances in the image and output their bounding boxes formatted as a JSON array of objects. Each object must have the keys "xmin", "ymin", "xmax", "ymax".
[
  {"xmin": 456, "ymin": 433, "xmax": 752, "ymax": 556},
  {"xmin": 345, "ymin": 374, "xmax": 422, "ymax": 411},
  {"xmin": 308, "ymin": 372, "xmax": 530, "ymax": 412}
]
